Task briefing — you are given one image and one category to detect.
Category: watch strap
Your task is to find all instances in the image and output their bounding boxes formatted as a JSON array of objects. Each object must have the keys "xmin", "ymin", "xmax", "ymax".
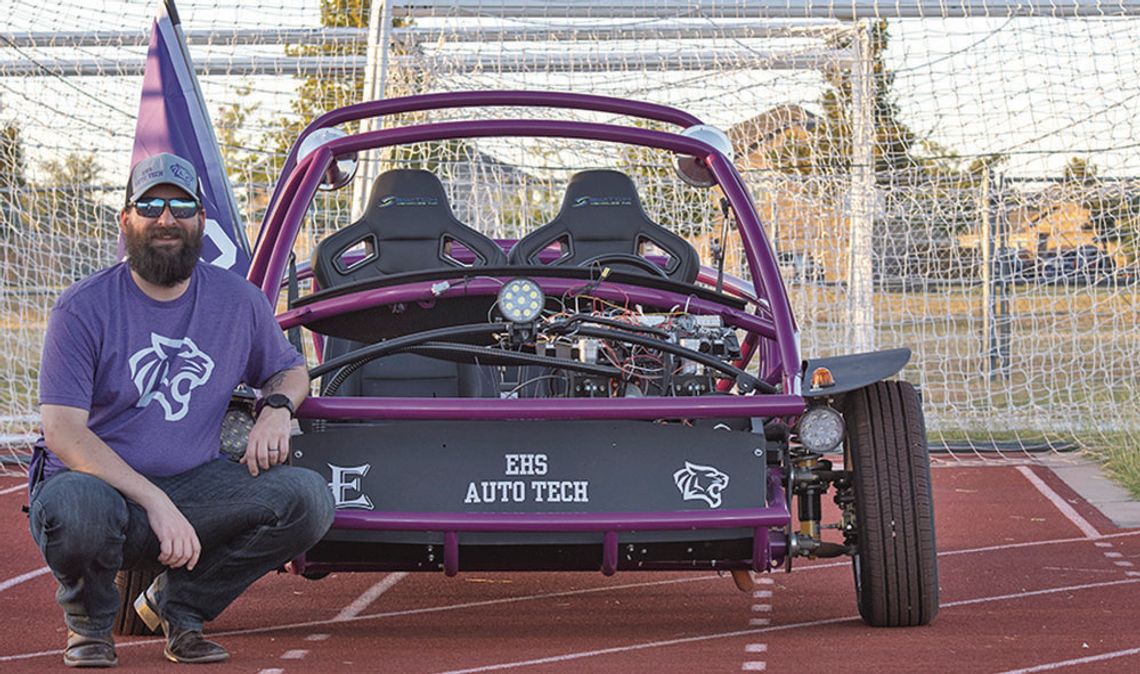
[{"xmin": 255, "ymin": 393, "xmax": 295, "ymax": 418}]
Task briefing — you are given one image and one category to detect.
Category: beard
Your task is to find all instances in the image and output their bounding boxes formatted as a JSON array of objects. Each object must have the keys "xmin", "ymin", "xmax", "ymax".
[{"xmin": 124, "ymin": 222, "xmax": 204, "ymax": 287}]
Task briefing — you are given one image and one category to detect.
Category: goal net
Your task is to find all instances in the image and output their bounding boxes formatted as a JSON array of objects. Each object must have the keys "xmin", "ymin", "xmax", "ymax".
[{"xmin": 2, "ymin": 0, "xmax": 1139, "ymax": 472}]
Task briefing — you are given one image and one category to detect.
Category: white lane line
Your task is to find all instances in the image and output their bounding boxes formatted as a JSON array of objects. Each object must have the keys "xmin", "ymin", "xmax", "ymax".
[
  {"xmin": 0, "ymin": 566, "xmax": 50, "ymax": 593},
  {"xmin": 752, "ymin": 590, "xmax": 773, "ymax": 599},
  {"xmin": 280, "ymin": 649, "xmax": 308, "ymax": 660},
  {"xmin": 1016, "ymin": 466, "xmax": 1100, "ymax": 539},
  {"xmin": 1104, "ymin": 552, "xmax": 1124, "ymax": 558},
  {"xmin": 1127, "ymin": 571, "xmax": 1140, "ymax": 577},
  {"xmin": 333, "ymin": 572, "xmax": 407, "ymax": 621},
  {"xmin": 748, "ymin": 619, "xmax": 770, "ymax": 626},
  {"xmin": 304, "ymin": 634, "xmax": 330, "ymax": 642},
  {"xmin": 0, "ymin": 483, "xmax": 27, "ymax": 495},
  {"xmin": 431, "ymin": 578, "xmax": 1140, "ymax": 674},
  {"xmin": 744, "ymin": 644, "xmax": 768, "ymax": 653},
  {"xmin": 1094, "ymin": 542, "xmax": 1113, "ymax": 548},
  {"xmin": 1114, "ymin": 561, "xmax": 1135, "ymax": 567},
  {"xmin": 4, "ymin": 576, "xmax": 1139, "ymax": 665},
  {"xmin": 797, "ymin": 530, "xmax": 1140, "ymax": 574},
  {"xmin": 995, "ymin": 646, "xmax": 1140, "ymax": 673},
  {"xmin": 257, "ymin": 669, "xmax": 285, "ymax": 674},
  {"xmin": 750, "ymin": 604, "xmax": 771, "ymax": 613},
  {"xmin": 756, "ymin": 577, "xmax": 774, "ymax": 585},
  {"xmin": 741, "ymin": 663, "xmax": 767, "ymax": 671},
  {"xmin": 941, "ymin": 530, "xmax": 1140, "ymax": 555}
]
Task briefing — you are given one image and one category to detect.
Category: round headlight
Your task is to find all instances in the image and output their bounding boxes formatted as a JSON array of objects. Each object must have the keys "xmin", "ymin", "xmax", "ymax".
[
  {"xmin": 497, "ymin": 278, "xmax": 544, "ymax": 323},
  {"xmin": 797, "ymin": 405, "xmax": 845, "ymax": 453}
]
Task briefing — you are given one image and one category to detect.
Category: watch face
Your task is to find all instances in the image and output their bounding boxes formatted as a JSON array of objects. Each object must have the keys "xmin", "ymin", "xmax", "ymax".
[
  {"xmin": 258, "ymin": 393, "xmax": 294, "ymax": 417},
  {"xmin": 266, "ymin": 394, "xmax": 291, "ymax": 408}
]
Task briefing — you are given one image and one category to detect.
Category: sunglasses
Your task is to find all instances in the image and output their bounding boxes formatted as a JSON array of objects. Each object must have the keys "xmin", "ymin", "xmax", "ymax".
[{"xmin": 130, "ymin": 197, "xmax": 202, "ymax": 219}]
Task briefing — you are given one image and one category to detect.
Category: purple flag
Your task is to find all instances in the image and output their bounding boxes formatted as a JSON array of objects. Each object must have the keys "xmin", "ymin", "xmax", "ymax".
[{"xmin": 130, "ymin": 0, "xmax": 250, "ymax": 274}]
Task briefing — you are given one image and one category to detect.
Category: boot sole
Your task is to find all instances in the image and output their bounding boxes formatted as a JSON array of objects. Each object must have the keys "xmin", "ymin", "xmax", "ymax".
[
  {"xmin": 63, "ymin": 654, "xmax": 118, "ymax": 668},
  {"xmin": 132, "ymin": 584, "xmax": 162, "ymax": 633},
  {"xmin": 163, "ymin": 647, "xmax": 230, "ymax": 664}
]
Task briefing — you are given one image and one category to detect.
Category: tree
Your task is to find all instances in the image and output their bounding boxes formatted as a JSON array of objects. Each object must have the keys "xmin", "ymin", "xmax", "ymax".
[
  {"xmin": 217, "ymin": 2, "xmax": 436, "ymax": 228},
  {"xmin": 37, "ymin": 152, "xmax": 113, "ymax": 240},
  {"xmin": 0, "ymin": 122, "xmax": 27, "ymax": 237}
]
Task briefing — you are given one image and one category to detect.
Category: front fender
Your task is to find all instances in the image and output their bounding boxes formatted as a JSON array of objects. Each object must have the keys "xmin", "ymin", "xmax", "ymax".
[{"xmin": 801, "ymin": 348, "xmax": 911, "ymax": 398}]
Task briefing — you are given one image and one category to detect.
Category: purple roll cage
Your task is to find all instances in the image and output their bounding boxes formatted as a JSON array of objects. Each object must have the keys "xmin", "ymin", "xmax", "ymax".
[{"xmin": 250, "ymin": 91, "xmax": 805, "ymax": 575}]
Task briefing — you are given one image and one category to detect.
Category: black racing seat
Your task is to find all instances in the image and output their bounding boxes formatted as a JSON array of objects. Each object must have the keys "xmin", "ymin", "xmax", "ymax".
[
  {"xmin": 507, "ymin": 170, "xmax": 701, "ymax": 284},
  {"xmin": 312, "ymin": 169, "xmax": 507, "ymax": 398}
]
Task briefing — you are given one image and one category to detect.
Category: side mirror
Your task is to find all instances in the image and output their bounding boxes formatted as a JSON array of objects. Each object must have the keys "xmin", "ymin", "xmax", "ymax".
[
  {"xmin": 297, "ymin": 127, "xmax": 358, "ymax": 191},
  {"xmin": 673, "ymin": 124, "xmax": 734, "ymax": 188}
]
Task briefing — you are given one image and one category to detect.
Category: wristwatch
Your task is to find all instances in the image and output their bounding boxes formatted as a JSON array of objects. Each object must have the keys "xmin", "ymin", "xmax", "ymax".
[{"xmin": 255, "ymin": 393, "xmax": 295, "ymax": 418}]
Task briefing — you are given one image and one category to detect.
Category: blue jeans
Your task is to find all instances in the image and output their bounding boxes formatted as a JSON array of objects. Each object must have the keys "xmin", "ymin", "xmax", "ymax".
[{"xmin": 28, "ymin": 459, "xmax": 335, "ymax": 638}]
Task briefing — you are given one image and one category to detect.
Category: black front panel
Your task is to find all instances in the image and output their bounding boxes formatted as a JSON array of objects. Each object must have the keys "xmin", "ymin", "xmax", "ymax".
[{"xmin": 292, "ymin": 420, "xmax": 768, "ymax": 515}]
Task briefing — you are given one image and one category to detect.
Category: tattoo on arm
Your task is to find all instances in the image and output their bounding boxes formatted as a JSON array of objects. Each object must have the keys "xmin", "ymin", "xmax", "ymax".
[{"xmin": 261, "ymin": 371, "xmax": 287, "ymax": 394}]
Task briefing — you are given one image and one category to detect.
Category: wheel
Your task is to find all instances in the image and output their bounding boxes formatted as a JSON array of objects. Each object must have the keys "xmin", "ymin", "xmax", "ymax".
[
  {"xmin": 113, "ymin": 568, "xmax": 162, "ymax": 636},
  {"xmin": 842, "ymin": 380, "xmax": 939, "ymax": 627}
]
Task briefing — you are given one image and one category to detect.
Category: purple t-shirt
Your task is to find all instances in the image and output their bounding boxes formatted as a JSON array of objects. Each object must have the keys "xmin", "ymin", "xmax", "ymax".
[{"xmin": 36, "ymin": 262, "xmax": 304, "ymax": 480}]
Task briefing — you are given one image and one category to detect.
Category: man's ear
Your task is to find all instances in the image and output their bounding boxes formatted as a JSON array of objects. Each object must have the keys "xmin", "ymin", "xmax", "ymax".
[{"xmin": 119, "ymin": 208, "xmax": 130, "ymax": 233}]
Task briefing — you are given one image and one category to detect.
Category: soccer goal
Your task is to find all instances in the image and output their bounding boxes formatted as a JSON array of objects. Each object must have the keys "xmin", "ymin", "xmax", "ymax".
[{"xmin": 2, "ymin": 0, "xmax": 1139, "ymax": 470}]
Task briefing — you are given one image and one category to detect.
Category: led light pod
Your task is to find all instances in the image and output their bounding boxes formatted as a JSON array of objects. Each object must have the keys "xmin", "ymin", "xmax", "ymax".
[
  {"xmin": 497, "ymin": 278, "xmax": 544, "ymax": 323},
  {"xmin": 797, "ymin": 405, "xmax": 844, "ymax": 453}
]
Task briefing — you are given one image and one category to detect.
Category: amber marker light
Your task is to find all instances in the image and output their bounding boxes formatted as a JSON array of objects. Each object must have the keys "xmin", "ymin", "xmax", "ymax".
[{"xmin": 810, "ymin": 367, "xmax": 835, "ymax": 391}]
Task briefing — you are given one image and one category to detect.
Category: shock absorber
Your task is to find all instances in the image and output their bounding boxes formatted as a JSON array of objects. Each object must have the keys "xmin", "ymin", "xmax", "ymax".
[
  {"xmin": 789, "ymin": 454, "xmax": 847, "ymax": 559},
  {"xmin": 794, "ymin": 454, "xmax": 823, "ymax": 545}
]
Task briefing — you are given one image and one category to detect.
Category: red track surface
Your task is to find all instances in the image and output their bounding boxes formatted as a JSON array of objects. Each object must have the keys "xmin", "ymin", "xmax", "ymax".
[{"xmin": 2, "ymin": 463, "xmax": 1138, "ymax": 673}]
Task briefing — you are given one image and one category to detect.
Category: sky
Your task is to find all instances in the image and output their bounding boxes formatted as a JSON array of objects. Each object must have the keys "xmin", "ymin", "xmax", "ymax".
[{"xmin": 1, "ymin": 1, "xmax": 1138, "ymax": 192}]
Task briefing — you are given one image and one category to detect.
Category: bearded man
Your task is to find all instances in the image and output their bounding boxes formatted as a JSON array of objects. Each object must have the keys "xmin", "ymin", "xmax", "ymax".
[{"xmin": 27, "ymin": 153, "xmax": 335, "ymax": 668}]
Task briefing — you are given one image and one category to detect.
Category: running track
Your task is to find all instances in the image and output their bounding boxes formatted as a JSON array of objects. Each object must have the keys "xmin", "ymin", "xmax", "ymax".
[{"xmin": 1, "ymin": 462, "xmax": 1137, "ymax": 673}]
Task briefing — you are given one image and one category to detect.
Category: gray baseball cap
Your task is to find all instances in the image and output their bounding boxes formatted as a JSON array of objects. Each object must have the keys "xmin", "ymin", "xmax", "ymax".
[{"xmin": 126, "ymin": 153, "xmax": 201, "ymax": 203}]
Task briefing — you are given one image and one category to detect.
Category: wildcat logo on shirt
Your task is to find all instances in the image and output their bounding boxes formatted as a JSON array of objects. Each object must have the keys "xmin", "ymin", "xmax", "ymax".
[{"xmin": 128, "ymin": 334, "xmax": 215, "ymax": 422}]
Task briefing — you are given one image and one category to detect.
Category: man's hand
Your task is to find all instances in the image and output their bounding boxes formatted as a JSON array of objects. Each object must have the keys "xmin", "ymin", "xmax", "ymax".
[
  {"xmin": 242, "ymin": 365, "xmax": 309, "ymax": 477},
  {"xmin": 41, "ymin": 404, "xmax": 202, "ymax": 570},
  {"xmin": 143, "ymin": 492, "xmax": 202, "ymax": 571},
  {"xmin": 242, "ymin": 407, "xmax": 292, "ymax": 477}
]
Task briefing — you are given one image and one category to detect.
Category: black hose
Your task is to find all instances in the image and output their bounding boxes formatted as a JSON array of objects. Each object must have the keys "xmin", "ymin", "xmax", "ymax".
[
  {"xmin": 402, "ymin": 342, "xmax": 622, "ymax": 378},
  {"xmin": 313, "ymin": 323, "xmax": 510, "ymax": 396}
]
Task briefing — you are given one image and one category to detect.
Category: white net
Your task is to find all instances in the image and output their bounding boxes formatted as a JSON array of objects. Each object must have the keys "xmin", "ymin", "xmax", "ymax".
[{"xmin": 2, "ymin": 1, "xmax": 1140, "ymax": 474}]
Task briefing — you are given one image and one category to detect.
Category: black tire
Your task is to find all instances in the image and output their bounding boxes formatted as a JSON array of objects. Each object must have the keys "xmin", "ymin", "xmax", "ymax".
[
  {"xmin": 113, "ymin": 568, "xmax": 161, "ymax": 637},
  {"xmin": 843, "ymin": 380, "xmax": 939, "ymax": 627}
]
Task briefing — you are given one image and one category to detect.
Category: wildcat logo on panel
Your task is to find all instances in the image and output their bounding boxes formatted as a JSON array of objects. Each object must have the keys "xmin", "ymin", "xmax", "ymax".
[
  {"xmin": 673, "ymin": 461, "xmax": 730, "ymax": 508},
  {"xmin": 128, "ymin": 334, "xmax": 215, "ymax": 422}
]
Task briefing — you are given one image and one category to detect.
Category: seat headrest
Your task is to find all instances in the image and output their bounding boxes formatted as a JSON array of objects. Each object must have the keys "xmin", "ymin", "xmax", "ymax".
[
  {"xmin": 312, "ymin": 169, "xmax": 507, "ymax": 289},
  {"xmin": 507, "ymin": 170, "xmax": 701, "ymax": 283},
  {"xmin": 362, "ymin": 169, "xmax": 461, "ymax": 235},
  {"xmin": 553, "ymin": 170, "xmax": 652, "ymax": 236}
]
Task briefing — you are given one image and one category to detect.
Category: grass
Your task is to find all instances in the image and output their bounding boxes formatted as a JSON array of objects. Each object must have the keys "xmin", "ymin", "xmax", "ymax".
[{"xmin": 1081, "ymin": 432, "xmax": 1140, "ymax": 500}]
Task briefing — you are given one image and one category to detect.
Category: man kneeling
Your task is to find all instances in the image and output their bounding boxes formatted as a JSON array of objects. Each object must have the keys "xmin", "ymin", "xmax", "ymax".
[{"xmin": 27, "ymin": 153, "xmax": 335, "ymax": 667}]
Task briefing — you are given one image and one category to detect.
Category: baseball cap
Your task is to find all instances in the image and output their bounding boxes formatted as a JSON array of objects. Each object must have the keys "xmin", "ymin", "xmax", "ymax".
[{"xmin": 126, "ymin": 153, "xmax": 201, "ymax": 204}]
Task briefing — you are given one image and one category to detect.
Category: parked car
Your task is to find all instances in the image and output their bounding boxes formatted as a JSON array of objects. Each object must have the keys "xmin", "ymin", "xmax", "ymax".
[
  {"xmin": 1039, "ymin": 245, "xmax": 1115, "ymax": 284},
  {"xmin": 115, "ymin": 91, "xmax": 939, "ymax": 634}
]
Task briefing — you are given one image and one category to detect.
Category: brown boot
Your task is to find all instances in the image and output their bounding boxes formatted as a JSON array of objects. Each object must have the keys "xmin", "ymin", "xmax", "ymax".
[
  {"xmin": 63, "ymin": 630, "xmax": 117, "ymax": 668},
  {"xmin": 134, "ymin": 578, "xmax": 229, "ymax": 664},
  {"xmin": 163, "ymin": 627, "xmax": 230, "ymax": 664}
]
